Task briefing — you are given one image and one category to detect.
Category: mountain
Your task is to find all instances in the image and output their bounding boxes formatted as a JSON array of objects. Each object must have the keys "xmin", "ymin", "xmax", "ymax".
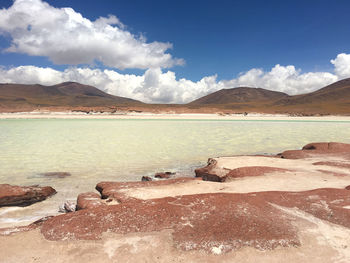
[
  {"xmin": 274, "ymin": 78, "xmax": 350, "ymax": 105},
  {"xmin": 187, "ymin": 78, "xmax": 350, "ymax": 115},
  {"xmin": 1, "ymin": 79, "xmax": 350, "ymax": 115},
  {"xmin": 189, "ymin": 87, "xmax": 288, "ymax": 105},
  {"xmin": 0, "ymin": 82, "xmax": 142, "ymax": 110},
  {"xmin": 270, "ymin": 78, "xmax": 350, "ymax": 114}
]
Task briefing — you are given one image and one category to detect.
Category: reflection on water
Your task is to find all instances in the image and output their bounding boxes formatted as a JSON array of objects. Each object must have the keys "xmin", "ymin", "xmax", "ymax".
[{"xmin": 0, "ymin": 119, "xmax": 350, "ymax": 227}]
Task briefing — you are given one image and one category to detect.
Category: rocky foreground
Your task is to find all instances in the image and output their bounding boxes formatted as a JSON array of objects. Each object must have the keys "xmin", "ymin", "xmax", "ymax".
[{"xmin": 1, "ymin": 142, "xmax": 350, "ymax": 262}]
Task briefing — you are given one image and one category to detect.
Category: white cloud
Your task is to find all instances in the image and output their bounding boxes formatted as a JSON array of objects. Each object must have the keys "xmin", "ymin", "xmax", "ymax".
[
  {"xmin": 331, "ymin": 53, "xmax": 350, "ymax": 79},
  {"xmin": 0, "ymin": 66, "xmax": 219, "ymax": 103},
  {"xmin": 225, "ymin": 64, "xmax": 339, "ymax": 95},
  {"xmin": 1, "ymin": 53, "xmax": 350, "ymax": 104},
  {"xmin": 0, "ymin": 0, "xmax": 184, "ymax": 69}
]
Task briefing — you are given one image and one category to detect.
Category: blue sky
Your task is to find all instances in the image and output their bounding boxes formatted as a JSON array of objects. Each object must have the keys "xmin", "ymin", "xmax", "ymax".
[{"xmin": 0, "ymin": 0, "xmax": 350, "ymax": 103}]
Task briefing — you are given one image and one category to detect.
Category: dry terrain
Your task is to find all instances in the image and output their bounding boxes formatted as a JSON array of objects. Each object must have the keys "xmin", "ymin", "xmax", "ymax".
[{"xmin": 1, "ymin": 78, "xmax": 350, "ymax": 115}]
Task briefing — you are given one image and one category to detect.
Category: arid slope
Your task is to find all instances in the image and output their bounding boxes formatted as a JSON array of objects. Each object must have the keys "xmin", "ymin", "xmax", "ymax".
[
  {"xmin": 1, "ymin": 78, "xmax": 350, "ymax": 115},
  {"xmin": 0, "ymin": 82, "xmax": 142, "ymax": 111}
]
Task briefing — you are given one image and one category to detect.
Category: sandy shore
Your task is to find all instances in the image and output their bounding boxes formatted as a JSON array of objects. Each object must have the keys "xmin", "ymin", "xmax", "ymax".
[{"xmin": 1, "ymin": 111, "xmax": 350, "ymax": 121}]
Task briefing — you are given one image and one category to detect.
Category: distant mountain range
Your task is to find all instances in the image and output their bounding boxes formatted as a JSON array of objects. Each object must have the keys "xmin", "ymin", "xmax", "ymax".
[
  {"xmin": 1, "ymin": 78, "xmax": 350, "ymax": 115},
  {"xmin": 0, "ymin": 82, "xmax": 141, "ymax": 111},
  {"xmin": 188, "ymin": 78, "xmax": 350, "ymax": 115}
]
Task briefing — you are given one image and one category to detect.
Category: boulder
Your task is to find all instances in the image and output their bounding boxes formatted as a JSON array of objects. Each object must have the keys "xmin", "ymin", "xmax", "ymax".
[
  {"xmin": 195, "ymin": 158, "xmax": 223, "ymax": 182},
  {"xmin": 0, "ymin": 184, "xmax": 56, "ymax": 207}
]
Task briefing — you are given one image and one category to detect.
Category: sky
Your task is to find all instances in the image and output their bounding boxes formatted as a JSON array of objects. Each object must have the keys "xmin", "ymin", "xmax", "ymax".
[{"xmin": 0, "ymin": 0, "xmax": 350, "ymax": 103}]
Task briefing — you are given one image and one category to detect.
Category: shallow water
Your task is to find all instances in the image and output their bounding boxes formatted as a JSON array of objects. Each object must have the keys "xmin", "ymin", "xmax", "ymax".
[{"xmin": 1, "ymin": 118, "xmax": 350, "ymax": 227}]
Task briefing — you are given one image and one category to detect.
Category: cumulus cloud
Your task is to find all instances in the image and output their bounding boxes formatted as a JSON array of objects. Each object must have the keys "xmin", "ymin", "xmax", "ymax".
[
  {"xmin": 224, "ymin": 64, "xmax": 339, "ymax": 95},
  {"xmin": 0, "ymin": 66, "xmax": 220, "ymax": 103},
  {"xmin": 331, "ymin": 53, "xmax": 350, "ymax": 79},
  {"xmin": 0, "ymin": 0, "xmax": 184, "ymax": 69},
  {"xmin": 1, "ymin": 54, "xmax": 350, "ymax": 103}
]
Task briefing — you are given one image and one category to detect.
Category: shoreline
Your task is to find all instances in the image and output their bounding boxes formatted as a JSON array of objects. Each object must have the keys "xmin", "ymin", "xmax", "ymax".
[
  {"xmin": 1, "ymin": 142, "xmax": 350, "ymax": 262},
  {"xmin": 1, "ymin": 111, "xmax": 350, "ymax": 121}
]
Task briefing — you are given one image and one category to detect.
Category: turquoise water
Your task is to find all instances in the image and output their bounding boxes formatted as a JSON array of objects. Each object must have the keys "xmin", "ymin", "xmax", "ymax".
[{"xmin": 0, "ymin": 119, "xmax": 350, "ymax": 226}]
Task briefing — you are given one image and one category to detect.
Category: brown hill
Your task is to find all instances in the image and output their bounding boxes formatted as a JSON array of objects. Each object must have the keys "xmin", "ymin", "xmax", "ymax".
[
  {"xmin": 1, "ymin": 79, "xmax": 350, "ymax": 115},
  {"xmin": 0, "ymin": 82, "xmax": 142, "ymax": 111},
  {"xmin": 189, "ymin": 87, "xmax": 288, "ymax": 105},
  {"xmin": 187, "ymin": 78, "xmax": 350, "ymax": 115},
  {"xmin": 275, "ymin": 78, "xmax": 350, "ymax": 105}
]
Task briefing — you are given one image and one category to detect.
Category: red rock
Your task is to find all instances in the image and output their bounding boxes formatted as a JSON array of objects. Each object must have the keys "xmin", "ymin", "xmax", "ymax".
[
  {"xmin": 195, "ymin": 158, "xmax": 222, "ymax": 182},
  {"xmin": 303, "ymin": 142, "xmax": 350, "ymax": 152},
  {"xmin": 76, "ymin": 192, "xmax": 106, "ymax": 210},
  {"xmin": 346, "ymin": 185, "xmax": 350, "ymax": 190},
  {"xmin": 0, "ymin": 184, "xmax": 56, "ymax": 207},
  {"xmin": 224, "ymin": 166, "xmax": 291, "ymax": 181},
  {"xmin": 96, "ymin": 177, "xmax": 201, "ymax": 202},
  {"xmin": 39, "ymin": 187, "xmax": 350, "ymax": 253},
  {"xmin": 279, "ymin": 150, "xmax": 312, "ymax": 159},
  {"xmin": 281, "ymin": 142, "xmax": 350, "ymax": 159}
]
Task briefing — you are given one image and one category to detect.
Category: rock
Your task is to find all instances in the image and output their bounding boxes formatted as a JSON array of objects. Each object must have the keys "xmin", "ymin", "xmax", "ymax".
[
  {"xmin": 0, "ymin": 184, "xmax": 56, "ymax": 207},
  {"xmin": 346, "ymin": 185, "xmax": 350, "ymax": 190},
  {"xmin": 39, "ymin": 172, "xmax": 71, "ymax": 178},
  {"xmin": 59, "ymin": 201, "xmax": 76, "ymax": 213},
  {"xmin": 279, "ymin": 150, "xmax": 312, "ymax": 159},
  {"xmin": 58, "ymin": 204, "xmax": 66, "ymax": 213},
  {"xmin": 196, "ymin": 142, "xmax": 350, "ymax": 182},
  {"xmin": 302, "ymin": 142, "xmax": 350, "ymax": 152},
  {"xmin": 195, "ymin": 158, "xmax": 223, "ymax": 182},
  {"xmin": 96, "ymin": 177, "xmax": 201, "ymax": 202},
  {"xmin": 76, "ymin": 192, "xmax": 106, "ymax": 210},
  {"xmin": 224, "ymin": 166, "xmax": 290, "ymax": 181},
  {"xmin": 155, "ymin": 172, "xmax": 175, "ymax": 179},
  {"xmin": 280, "ymin": 142, "xmax": 350, "ymax": 159},
  {"xmin": 141, "ymin": 176, "xmax": 152, "ymax": 181},
  {"xmin": 39, "ymin": 187, "xmax": 350, "ymax": 253},
  {"xmin": 30, "ymin": 216, "xmax": 54, "ymax": 226}
]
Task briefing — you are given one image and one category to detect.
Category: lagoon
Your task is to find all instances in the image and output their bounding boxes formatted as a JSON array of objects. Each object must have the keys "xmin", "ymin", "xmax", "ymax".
[{"xmin": 0, "ymin": 118, "xmax": 350, "ymax": 227}]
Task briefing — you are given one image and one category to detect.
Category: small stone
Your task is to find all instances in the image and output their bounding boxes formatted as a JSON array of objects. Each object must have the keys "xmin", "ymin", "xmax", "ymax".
[
  {"xmin": 142, "ymin": 176, "xmax": 153, "ymax": 181},
  {"xmin": 58, "ymin": 201, "xmax": 76, "ymax": 213},
  {"xmin": 155, "ymin": 172, "xmax": 176, "ymax": 179}
]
